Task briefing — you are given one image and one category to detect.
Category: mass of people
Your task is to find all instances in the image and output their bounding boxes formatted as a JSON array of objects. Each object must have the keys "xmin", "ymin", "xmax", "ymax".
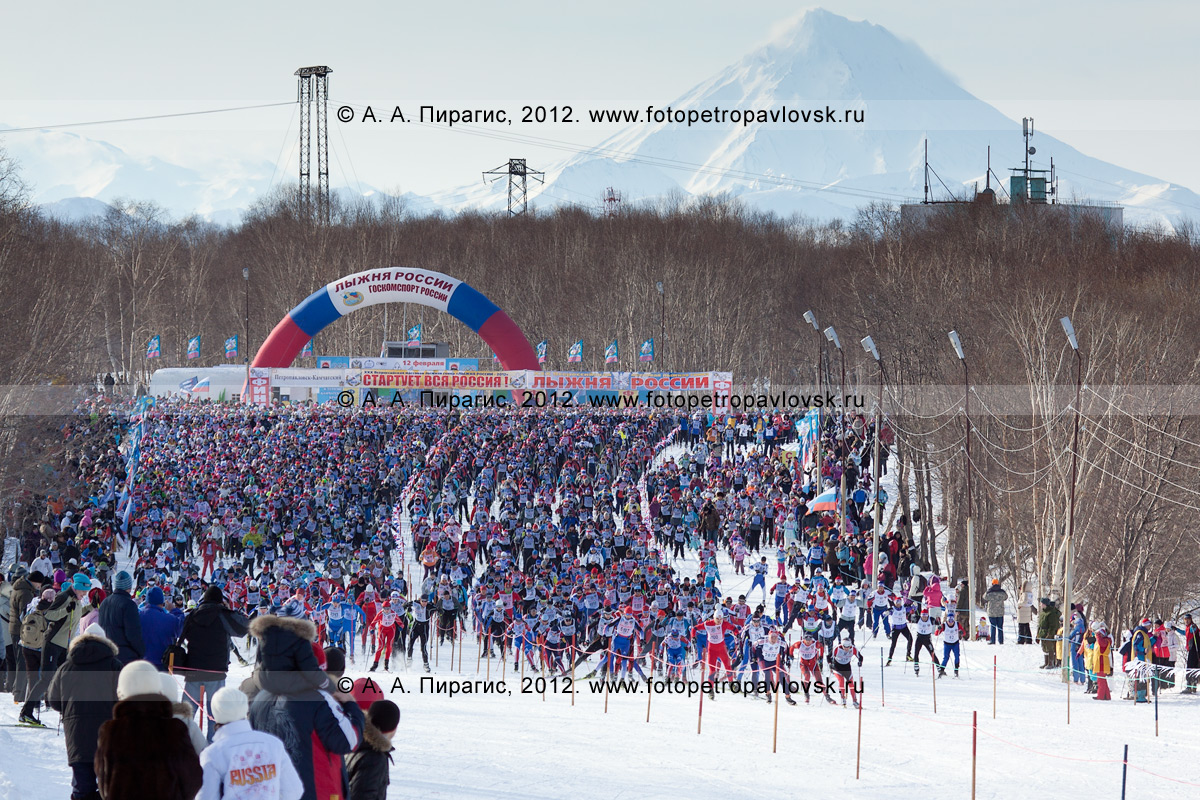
[{"xmin": 1, "ymin": 395, "xmax": 1195, "ymax": 799}]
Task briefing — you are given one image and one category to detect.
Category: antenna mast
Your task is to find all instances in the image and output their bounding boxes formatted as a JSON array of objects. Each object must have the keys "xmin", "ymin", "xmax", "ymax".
[{"xmin": 923, "ymin": 139, "xmax": 930, "ymax": 204}]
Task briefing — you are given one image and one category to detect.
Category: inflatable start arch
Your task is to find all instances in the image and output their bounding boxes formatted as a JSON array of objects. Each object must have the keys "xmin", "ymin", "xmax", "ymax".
[{"xmin": 252, "ymin": 267, "xmax": 540, "ymax": 371}]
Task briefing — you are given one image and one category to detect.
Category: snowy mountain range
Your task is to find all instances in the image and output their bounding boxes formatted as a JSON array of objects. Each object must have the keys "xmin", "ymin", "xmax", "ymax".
[{"xmin": 7, "ymin": 9, "xmax": 1198, "ymax": 228}]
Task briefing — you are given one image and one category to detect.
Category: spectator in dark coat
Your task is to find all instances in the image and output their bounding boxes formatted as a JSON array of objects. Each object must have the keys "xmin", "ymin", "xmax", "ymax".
[
  {"xmin": 47, "ymin": 623, "xmax": 122, "ymax": 800},
  {"xmin": 138, "ymin": 587, "xmax": 182, "ymax": 670},
  {"xmin": 178, "ymin": 585, "xmax": 250, "ymax": 742},
  {"xmin": 346, "ymin": 700, "xmax": 398, "ymax": 800},
  {"xmin": 94, "ymin": 660, "xmax": 202, "ymax": 800},
  {"xmin": 8, "ymin": 569, "xmax": 41, "ymax": 701},
  {"xmin": 96, "ymin": 571, "xmax": 143, "ymax": 666},
  {"xmin": 983, "ymin": 579, "xmax": 1009, "ymax": 645}
]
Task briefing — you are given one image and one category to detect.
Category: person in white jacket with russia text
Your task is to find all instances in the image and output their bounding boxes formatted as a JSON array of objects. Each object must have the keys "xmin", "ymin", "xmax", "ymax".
[{"xmin": 199, "ymin": 687, "xmax": 303, "ymax": 800}]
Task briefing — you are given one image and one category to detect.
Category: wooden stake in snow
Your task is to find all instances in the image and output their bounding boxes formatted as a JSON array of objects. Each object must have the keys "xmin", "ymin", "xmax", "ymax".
[
  {"xmin": 1121, "ymin": 744, "xmax": 1128, "ymax": 800},
  {"xmin": 856, "ymin": 685, "xmax": 864, "ymax": 780},
  {"xmin": 880, "ymin": 650, "xmax": 885, "ymax": 707},
  {"xmin": 772, "ymin": 655, "xmax": 781, "ymax": 753},
  {"xmin": 932, "ymin": 656, "xmax": 937, "ymax": 713}
]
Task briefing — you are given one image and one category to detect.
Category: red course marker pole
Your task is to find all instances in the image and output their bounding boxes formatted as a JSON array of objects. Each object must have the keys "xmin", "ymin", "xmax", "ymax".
[{"xmin": 971, "ymin": 710, "xmax": 978, "ymax": 800}]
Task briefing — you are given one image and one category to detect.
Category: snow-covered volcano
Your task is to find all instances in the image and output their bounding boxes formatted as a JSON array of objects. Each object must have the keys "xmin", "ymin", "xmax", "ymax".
[{"xmin": 446, "ymin": 9, "xmax": 1198, "ymax": 228}]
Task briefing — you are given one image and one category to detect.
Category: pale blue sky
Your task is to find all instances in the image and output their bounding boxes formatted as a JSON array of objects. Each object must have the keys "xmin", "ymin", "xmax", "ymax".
[{"xmin": 3, "ymin": 0, "xmax": 1197, "ymax": 197}]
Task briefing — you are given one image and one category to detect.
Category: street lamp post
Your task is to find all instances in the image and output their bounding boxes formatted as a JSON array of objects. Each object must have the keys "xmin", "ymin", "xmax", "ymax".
[
  {"xmin": 803, "ymin": 311, "xmax": 823, "ymax": 492},
  {"xmin": 948, "ymin": 330, "xmax": 976, "ymax": 639},
  {"xmin": 243, "ymin": 267, "xmax": 250, "ymax": 401},
  {"xmin": 656, "ymin": 281, "xmax": 665, "ymax": 370},
  {"xmin": 824, "ymin": 326, "xmax": 846, "ymax": 543},
  {"xmin": 862, "ymin": 335, "xmax": 883, "ymax": 594},
  {"xmin": 1060, "ymin": 316, "xmax": 1082, "ymax": 685}
]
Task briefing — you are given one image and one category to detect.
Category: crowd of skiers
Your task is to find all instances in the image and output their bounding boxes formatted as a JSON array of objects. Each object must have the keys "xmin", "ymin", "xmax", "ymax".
[{"xmin": 3, "ymin": 397, "xmax": 1199, "ymax": 798}]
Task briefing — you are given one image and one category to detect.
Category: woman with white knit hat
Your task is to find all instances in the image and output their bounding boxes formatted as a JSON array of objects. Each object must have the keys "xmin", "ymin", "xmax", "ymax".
[
  {"xmin": 198, "ymin": 686, "xmax": 303, "ymax": 800},
  {"xmin": 93, "ymin": 660, "xmax": 202, "ymax": 800}
]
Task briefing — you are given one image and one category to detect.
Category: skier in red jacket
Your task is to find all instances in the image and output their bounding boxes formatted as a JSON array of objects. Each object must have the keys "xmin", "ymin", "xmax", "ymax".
[
  {"xmin": 200, "ymin": 535, "xmax": 223, "ymax": 580},
  {"xmin": 698, "ymin": 609, "xmax": 738, "ymax": 682}
]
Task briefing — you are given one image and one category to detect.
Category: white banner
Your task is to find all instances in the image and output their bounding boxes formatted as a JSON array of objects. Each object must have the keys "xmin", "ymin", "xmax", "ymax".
[
  {"xmin": 270, "ymin": 368, "xmax": 354, "ymax": 386},
  {"xmin": 326, "ymin": 268, "xmax": 462, "ymax": 315}
]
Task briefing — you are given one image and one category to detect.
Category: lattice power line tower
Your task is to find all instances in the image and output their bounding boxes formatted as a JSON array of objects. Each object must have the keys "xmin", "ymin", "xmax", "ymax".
[
  {"xmin": 295, "ymin": 65, "xmax": 332, "ymax": 223},
  {"xmin": 483, "ymin": 159, "xmax": 544, "ymax": 216},
  {"xmin": 602, "ymin": 187, "xmax": 623, "ymax": 217}
]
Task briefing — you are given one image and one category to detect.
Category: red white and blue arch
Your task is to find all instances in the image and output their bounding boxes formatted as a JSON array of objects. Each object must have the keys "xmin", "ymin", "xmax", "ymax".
[{"xmin": 252, "ymin": 266, "xmax": 539, "ymax": 371}]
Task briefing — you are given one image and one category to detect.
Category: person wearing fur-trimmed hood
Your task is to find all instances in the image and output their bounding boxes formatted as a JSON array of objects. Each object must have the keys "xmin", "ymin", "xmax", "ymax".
[
  {"xmin": 346, "ymin": 699, "xmax": 399, "ymax": 800},
  {"xmin": 247, "ymin": 609, "xmax": 332, "ymax": 697}
]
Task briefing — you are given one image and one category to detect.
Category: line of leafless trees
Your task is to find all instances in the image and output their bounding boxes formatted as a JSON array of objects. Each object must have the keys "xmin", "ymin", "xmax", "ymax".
[{"xmin": 1, "ymin": 147, "xmax": 1199, "ymax": 627}]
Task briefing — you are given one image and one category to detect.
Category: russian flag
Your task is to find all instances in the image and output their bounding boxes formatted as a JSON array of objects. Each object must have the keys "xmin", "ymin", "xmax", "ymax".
[{"xmin": 809, "ymin": 486, "xmax": 840, "ymax": 513}]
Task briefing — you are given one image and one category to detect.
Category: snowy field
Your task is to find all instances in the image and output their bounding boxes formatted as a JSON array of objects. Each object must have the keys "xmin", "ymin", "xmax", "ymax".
[{"xmin": 2, "ymin": 443, "xmax": 1197, "ymax": 798}]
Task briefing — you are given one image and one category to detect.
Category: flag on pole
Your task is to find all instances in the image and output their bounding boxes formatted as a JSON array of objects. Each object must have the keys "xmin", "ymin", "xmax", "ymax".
[
  {"xmin": 224, "ymin": 335, "xmax": 238, "ymax": 360},
  {"xmin": 187, "ymin": 335, "xmax": 201, "ymax": 360},
  {"xmin": 809, "ymin": 486, "xmax": 840, "ymax": 513},
  {"xmin": 300, "ymin": 339, "xmax": 314, "ymax": 358},
  {"xmin": 639, "ymin": 338, "xmax": 655, "ymax": 362},
  {"xmin": 120, "ymin": 491, "xmax": 134, "ymax": 530},
  {"xmin": 406, "ymin": 323, "xmax": 422, "ymax": 347},
  {"xmin": 178, "ymin": 376, "xmax": 210, "ymax": 393},
  {"xmin": 146, "ymin": 335, "xmax": 161, "ymax": 359},
  {"xmin": 568, "ymin": 340, "xmax": 583, "ymax": 363},
  {"xmin": 605, "ymin": 339, "xmax": 618, "ymax": 364},
  {"xmin": 536, "ymin": 340, "xmax": 548, "ymax": 364}
]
